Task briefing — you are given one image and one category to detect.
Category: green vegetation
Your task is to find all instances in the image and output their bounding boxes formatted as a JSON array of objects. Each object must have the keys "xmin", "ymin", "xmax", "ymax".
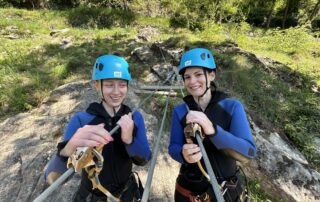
[
  {"xmin": 248, "ymin": 180, "xmax": 281, "ymax": 202},
  {"xmin": 0, "ymin": 4, "xmax": 319, "ymax": 201}
]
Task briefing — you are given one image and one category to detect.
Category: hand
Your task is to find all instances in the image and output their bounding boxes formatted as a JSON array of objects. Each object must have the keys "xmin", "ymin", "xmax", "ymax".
[
  {"xmin": 117, "ymin": 112, "xmax": 134, "ymax": 144},
  {"xmin": 61, "ymin": 123, "xmax": 114, "ymax": 157},
  {"xmin": 69, "ymin": 123, "xmax": 114, "ymax": 148},
  {"xmin": 182, "ymin": 143, "xmax": 202, "ymax": 163},
  {"xmin": 186, "ymin": 110, "xmax": 215, "ymax": 135}
]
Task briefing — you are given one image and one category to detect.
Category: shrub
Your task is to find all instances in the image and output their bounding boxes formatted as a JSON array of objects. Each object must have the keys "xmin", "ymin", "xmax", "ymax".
[{"xmin": 67, "ymin": 6, "xmax": 135, "ymax": 28}]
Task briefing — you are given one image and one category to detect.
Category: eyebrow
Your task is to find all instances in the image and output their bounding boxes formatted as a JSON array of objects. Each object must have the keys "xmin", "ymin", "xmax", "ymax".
[{"xmin": 184, "ymin": 70, "xmax": 203, "ymax": 76}]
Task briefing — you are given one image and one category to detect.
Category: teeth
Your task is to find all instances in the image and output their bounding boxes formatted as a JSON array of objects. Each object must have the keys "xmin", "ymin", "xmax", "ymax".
[{"xmin": 190, "ymin": 86, "xmax": 200, "ymax": 90}]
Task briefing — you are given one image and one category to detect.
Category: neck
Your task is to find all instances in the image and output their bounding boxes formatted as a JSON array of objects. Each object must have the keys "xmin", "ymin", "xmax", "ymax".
[
  {"xmin": 194, "ymin": 90, "xmax": 211, "ymax": 111},
  {"xmin": 102, "ymin": 101, "xmax": 121, "ymax": 117}
]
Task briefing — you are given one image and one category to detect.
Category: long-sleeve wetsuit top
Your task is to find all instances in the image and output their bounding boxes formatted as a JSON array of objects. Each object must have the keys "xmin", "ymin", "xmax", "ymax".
[
  {"xmin": 57, "ymin": 102, "xmax": 151, "ymax": 196},
  {"xmin": 168, "ymin": 91, "xmax": 256, "ymax": 194}
]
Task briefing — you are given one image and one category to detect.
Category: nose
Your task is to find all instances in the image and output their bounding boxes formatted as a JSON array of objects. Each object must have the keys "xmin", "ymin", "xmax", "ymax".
[
  {"xmin": 112, "ymin": 84, "xmax": 120, "ymax": 94},
  {"xmin": 189, "ymin": 75, "xmax": 196, "ymax": 84}
]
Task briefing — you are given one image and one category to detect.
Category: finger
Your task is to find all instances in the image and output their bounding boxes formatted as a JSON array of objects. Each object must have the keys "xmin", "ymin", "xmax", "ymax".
[
  {"xmin": 76, "ymin": 139, "xmax": 100, "ymax": 147},
  {"xmin": 89, "ymin": 133, "xmax": 110, "ymax": 144},
  {"xmin": 104, "ymin": 135, "xmax": 114, "ymax": 142},
  {"xmin": 183, "ymin": 144, "xmax": 198, "ymax": 150},
  {"xmin": 191, "ymin": 152, "xmax": 202, "ymax": 162},
  {"xmin": 97, "ymin": 123, "xmax": 105, "ymax": 127},
  {"xmin": 90, "ymin": 126, "xmax": 111, "ymax": 139},
  {"xmin": 83, "ymin": 123, "xmax": 104, "ymax": 129},
  {"xmin": 185, "ymin": 147, "xmax": 200, "ymax": 156}
]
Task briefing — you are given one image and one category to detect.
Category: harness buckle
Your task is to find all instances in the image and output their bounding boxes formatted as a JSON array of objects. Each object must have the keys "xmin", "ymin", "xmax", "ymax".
[
  {"xmin": 220, "ymin": 176, "xmax": 239, "ymax": 196},
  {"xmin": 193, "ymin": 192, "xmax": 209, "ymax": 202},
  {"xmin": 68, "ymin": 147, "xmax": 95, "ymax": 172}
]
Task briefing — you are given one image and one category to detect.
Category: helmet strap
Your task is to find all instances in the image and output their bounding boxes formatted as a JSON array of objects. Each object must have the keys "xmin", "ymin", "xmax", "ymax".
[
  {"xmin": 199, "ymin": 69, "xmax": 210, "ymax": 98},
  {"xmin": 194, "ymin": 69, "xmax": 210, "ymax": 111}
]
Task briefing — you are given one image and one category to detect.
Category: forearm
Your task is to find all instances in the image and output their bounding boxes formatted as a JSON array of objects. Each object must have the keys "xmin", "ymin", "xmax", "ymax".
[{"xmin": 209, "ymin": 125, "xmax": 256, "ymax": 161}]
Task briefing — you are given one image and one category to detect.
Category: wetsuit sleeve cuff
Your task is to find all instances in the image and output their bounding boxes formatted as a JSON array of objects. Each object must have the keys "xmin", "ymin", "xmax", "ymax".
[
  {"xmin": 57, "ymin": 141, "xmax": 69, "ymax": 161},
  {"xmin": 125, "ymin": 124, "xmax": 137, "ymax": 145}
]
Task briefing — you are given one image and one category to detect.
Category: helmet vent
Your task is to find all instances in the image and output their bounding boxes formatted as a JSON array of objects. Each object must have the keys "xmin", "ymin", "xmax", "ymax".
[
  {"xmin": 99, "ymin": 63, "xmax": 104, "ymax": 71},
  {"xmin": 200, "ymin": 53, "xmax": 206, "ymax": 60},
  {"xmin": 207, "ymin": 54, "xmax": 210, "ymax": 58}
]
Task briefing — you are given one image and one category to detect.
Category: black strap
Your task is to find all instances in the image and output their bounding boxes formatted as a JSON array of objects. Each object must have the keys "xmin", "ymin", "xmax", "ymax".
[{"xmin": 133, "ymin": 171, "xmax": 144, "ymax": 196}]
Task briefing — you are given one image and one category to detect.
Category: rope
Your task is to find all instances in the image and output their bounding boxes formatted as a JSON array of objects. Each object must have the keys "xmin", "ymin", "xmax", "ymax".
[
  {"xmin": 177, "ymin": 73, "xmax": 225, "ymax": 202},
  {"xmin": 33, "ymin": 168, "xmax": 74, "ymax": 202},
  {"xmin": 33, "ymin": 79, "xmax": 168, "ymax": 202},
  {"xmin": 140, "ymin": 45, "xmax": 176, "ymax": 202},
  {"xmin": 195, "ymin": 133, "xmax": 225, "ymax": 202},
  {"xmin": 141, "ymin": 77, "xmax": 174, "ymax": 202},
  {"xmin": 34, "ymin": 41, "xmax": 176, "ymax": 201}
]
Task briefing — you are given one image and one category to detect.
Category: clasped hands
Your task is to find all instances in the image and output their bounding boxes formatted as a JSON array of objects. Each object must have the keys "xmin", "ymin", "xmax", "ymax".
[
  {"xmin": 182, "ymin": 110, "xmax": 215, "ymax": 164},
  {"xmin": 62, "ymin": 113, "xmax": 134, "ymax": 157}
]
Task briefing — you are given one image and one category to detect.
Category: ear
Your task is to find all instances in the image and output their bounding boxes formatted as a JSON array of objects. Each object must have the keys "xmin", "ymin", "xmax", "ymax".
[{"xmin": 208, "ymin": 71, "xmax": 216, "ymax": 82}]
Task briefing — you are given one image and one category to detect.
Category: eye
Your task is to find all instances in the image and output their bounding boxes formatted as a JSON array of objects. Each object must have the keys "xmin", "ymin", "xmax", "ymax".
[
  {"xmin": 103, "ymin": 83, "xmax": 113, "ymax": 88},
  {"xmin": 183, "ymin": 75, "xmax": 191, "ymax": 80},
  {"xmin": 119, "ymin": 82, "xmax": 127, "ymax": 88},
  {"xmin": 195, "ymin": 73, "xmax": 203, "ymax": 78}
]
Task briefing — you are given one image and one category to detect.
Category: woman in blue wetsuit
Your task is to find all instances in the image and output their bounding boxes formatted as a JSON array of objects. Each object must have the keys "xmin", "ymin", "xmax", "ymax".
[
  {"xmin": 45, "ymin": 54, "xmax": 151, "ymax": 202},
  {"xmin": 168, "ymin": 48, "xmax": 256, "ymax": 202}
]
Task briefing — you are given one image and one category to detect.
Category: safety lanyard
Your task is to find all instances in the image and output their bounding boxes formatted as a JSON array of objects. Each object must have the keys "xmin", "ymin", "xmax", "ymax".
[{"xmin": 177, "ymin": 73, "xmax": 225, "ymax": 202}]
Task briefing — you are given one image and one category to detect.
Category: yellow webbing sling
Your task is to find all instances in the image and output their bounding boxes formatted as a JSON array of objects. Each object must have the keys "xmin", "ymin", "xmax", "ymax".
[{"xmin": 68, "ymin": 145, "xmax": 120, "ymax": 202}]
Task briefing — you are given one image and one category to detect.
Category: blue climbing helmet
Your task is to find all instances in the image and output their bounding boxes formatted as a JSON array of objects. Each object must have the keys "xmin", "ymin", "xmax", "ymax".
[
  {"xmin": 178, "ymin": 48, "xmax": 216, "ymax": 74},
  {"xmin": 92, "ymin": 54, "xmax": 132, "ymax": 81}
]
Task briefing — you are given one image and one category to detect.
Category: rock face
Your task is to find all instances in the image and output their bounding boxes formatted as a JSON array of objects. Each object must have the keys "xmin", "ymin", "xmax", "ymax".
[
  {"xmin": 0, "ymin": 81, "xmax": 179, "ymax": 202},
  {"xmin": 244, "ymin": 122, "xmax": 320, "ymax": 202},
  {"xmin": 0, "ymin": 44, "xmax": 319, "ymax": 202}
]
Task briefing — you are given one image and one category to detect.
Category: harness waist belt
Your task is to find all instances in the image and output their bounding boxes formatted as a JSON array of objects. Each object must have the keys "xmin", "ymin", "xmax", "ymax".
[{"xmin": 176, "ymin": 183, "xmax": 210, "ymax": 202}]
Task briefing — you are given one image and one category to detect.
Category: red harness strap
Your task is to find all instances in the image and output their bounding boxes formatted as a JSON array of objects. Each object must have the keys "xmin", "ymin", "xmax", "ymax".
[{"xmin": 176, "ymin": 183, "xmax": 210, "ymax": 202}]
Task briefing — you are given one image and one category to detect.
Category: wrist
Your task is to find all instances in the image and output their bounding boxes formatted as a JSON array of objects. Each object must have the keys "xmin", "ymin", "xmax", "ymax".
[
  {"xmin": 60, "ymin": 141, "xmax": 77, "ymax": 157},
  {"xmin": 122, "ymin": 135, "xmax": 133, "ymax": 145},
  {"xmin": 205, "ymin": 123, "xmax": 216, "ymax": 136}
]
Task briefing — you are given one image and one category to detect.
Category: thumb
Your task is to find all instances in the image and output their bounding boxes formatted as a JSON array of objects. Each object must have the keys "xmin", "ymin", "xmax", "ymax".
[{"xmin": 128, "ymin": 112, "xmax": 132, "ymax": 118}]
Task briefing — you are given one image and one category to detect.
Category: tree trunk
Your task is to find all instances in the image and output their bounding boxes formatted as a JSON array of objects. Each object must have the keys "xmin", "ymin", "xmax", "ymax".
[
  {"xmin": 266, "ymin": 0, "xmax": 276, "ymax": 28},
  {"xmin": 282, "ymin": 0, "xmax": 290, "ymax": 28}
]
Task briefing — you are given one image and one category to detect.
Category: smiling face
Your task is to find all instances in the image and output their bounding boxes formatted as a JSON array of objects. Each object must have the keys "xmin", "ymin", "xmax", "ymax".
[
  {"xmin": 183, "ymin": 67, "xmax": 215, "ymax": 98},
  {"xmin": 94, "ymin": 79, "xmax": 128, "ymax": 108}
]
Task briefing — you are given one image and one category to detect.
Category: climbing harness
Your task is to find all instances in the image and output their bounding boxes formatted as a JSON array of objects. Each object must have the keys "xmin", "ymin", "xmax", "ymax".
[
  {"xmin": 35, "ymin": 47, "xmax": 245, "ymax": 202},
  {"xmin": 182, "ymin": 106, "xmax": 225, "ymax": 202},
  {"xmin": 184, "ymin": 122, "xmax": 209, "ymax": 180},
  {"xmin": 34, "ymin": 52, "xmax": 175, "ymax": 202},
  {"xmin": 68, "ymin": 145, "xmax": 120, "ymax": 202},
  {"xmin": 176, "ymin": 182, "xmax": 211, "ymax": 202},
  {"xmin": 238, "ymin": 166, "xmax": 251, "ymax": 202},
  {"xmin": 176, "ymin": 65, "xmax": 225, "ymax": 202}
]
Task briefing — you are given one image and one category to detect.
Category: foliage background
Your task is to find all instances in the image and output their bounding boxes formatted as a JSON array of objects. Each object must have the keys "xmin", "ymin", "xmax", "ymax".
[{"xmin": 0, "ymin": 1, "xmax": 319, "ymax": 201}]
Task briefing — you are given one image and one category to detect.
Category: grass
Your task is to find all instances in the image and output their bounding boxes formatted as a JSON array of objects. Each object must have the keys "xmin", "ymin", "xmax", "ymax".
[
  {"xmin": 1, "ymin": 7, "xmax": 319, "ymax": 201},
  {"xmin": 213, "ymin": 51, "xmax": 319, "ymax": 170},
  {"xmin": 0, "ymin": 7, "xmax": 137, "ymax": 118},
  {"xmin": 248, "ymin": 180, "xmax": 281, "ymax": 202}
]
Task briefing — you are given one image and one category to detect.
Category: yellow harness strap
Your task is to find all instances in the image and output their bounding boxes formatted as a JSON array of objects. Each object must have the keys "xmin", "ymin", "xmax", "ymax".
[
  {"xmin": 184, "ymin": 123, "xmax": 210, "ymax": 180},
  {"xmin": 68, "ymin": 145, "xmax": 120, "ymax": 202}
]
